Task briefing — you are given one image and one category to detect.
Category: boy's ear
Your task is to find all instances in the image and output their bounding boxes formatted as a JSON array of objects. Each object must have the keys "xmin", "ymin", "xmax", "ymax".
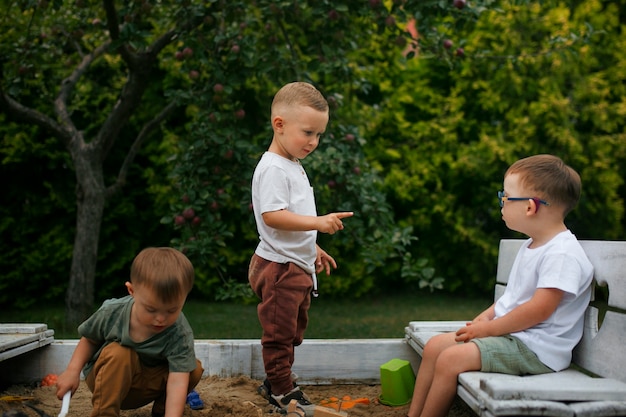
[
  {"xmin": 272, "ymin": 115, "xmax": 285, "ymax": 131},
  {"xmin": 526, "ymin": 198, "xmax": 538, "ymax": 215},
  {"xmin": 125, "ymin": 281, "xmax": 134, "ymax": 296}
]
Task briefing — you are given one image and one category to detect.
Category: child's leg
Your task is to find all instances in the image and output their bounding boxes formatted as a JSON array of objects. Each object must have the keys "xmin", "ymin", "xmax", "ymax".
[
  {"xmin": 407, "ymin": 332, "xmax": 457, "ymax": 417},
  {"xmin": 420, "ymin": 339, "xmax": 481, "ymax": 417},
  {"xmin": 407, "ymin": 333, "xmax": 482, "ymax": 417},
  {"xmin": 85, "ymin": 342, "xmax": 144, "ymax": 417},
  {"xmin": 249, "ymin": 256, "xmax": 312, "ymax": 396}
]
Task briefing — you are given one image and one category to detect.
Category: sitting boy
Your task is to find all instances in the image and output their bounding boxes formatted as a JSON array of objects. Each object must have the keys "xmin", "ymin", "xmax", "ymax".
[
  {"xmin": 56, "ymin": 247, "xmax": 204, "ymax": 417},
  {"xmin": 407, "ymin": 154, "xmax": 594, "ymax": 417}
]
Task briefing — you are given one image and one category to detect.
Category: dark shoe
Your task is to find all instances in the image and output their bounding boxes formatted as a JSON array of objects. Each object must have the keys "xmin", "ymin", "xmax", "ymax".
[{"xmin": 270, "ymin": 386, "xmax": 315, "ymax": 416}]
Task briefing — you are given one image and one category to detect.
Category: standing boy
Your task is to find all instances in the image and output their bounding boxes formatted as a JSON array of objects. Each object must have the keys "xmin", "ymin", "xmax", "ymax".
[
  {"xmin": 407, "ymin": 154, "xmax": 594, "ymax": 417},
  {"xmin": 248, "ymin": 82, "xmax": 353, "ymax": 414},
  {"xmin": 55, "ymin": 247, "xmax": 204, "ymax": 417}
]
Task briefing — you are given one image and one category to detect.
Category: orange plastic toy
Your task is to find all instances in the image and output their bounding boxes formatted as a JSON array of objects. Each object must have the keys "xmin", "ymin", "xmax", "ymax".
[
  {"xmin": 41, "ymin": 373, "xmax": 58, "ymax": 387},
  {"xmin": 319, "ymin": 395, "xmax": 370, "ymax": 411}
]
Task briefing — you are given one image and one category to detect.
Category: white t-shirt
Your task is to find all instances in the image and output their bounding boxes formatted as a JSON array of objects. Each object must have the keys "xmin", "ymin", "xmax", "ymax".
[
  {"xmin": 494, "ymin": 230, "xmax": 594, "ymax": 371},
  {"xmin": 252, "ymin": 152, "xmax": 317, "ymax": 274}
]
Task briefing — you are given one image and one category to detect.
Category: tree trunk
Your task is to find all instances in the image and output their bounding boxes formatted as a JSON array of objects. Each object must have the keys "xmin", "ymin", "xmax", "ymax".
[{"xmin": 65, "ymin": 157, "xmax": 106, "ymax": 328}]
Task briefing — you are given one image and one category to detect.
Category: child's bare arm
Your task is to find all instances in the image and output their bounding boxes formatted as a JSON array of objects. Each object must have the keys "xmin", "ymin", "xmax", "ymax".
[
  {"xmin": 56, "ymin": 337, "xmax": 100, "ymax": 399},
  {"xmin": 262, "ymin": 210, "xmax": 353, "ymax": 234},
  {"xmin": 456, "ymin": 288, "xmax": 564, "ymax": 342},
  {"xmin": 472, "ymin": 304, "xmax": 496, "ymax": 322},
  {"xmin": 164, "ymin": 371, "xmax": 190, "ymax": 417}
]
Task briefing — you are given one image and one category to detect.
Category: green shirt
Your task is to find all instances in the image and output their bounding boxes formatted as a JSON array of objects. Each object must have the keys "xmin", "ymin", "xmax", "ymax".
[{"xmin": 78, "ymin": 295, "xmax": 197, "ymax": 377}]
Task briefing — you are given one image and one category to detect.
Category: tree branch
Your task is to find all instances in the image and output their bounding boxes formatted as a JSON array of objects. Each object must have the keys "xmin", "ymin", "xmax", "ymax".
[
  {"xmin": 106, "ymin": 100, "xmax": 179, "ymax": 198},
  {"xmin": 54, "ymin": 40, "xmax": 111, "ymax": 149},
  {"xmin": 0, "ymin": 84, "xmax": 72, "ymax": 145}
]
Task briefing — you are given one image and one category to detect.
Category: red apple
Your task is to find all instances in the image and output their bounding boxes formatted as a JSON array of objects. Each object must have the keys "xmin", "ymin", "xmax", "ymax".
[
  {"xmin": 234, "ymin": 109, "xmax": 245, "ymax": 119},
  {"xmin": 182, "ymin": 194, "xmax": 190, "ymax": 203},
  {"xmin": 345, "ymin": 133, "xmax": 355, "ymax": 142},
  {"xmin": 213, "ymin": 83, "xmax": 224, "ymax": 93},
  {"xmin": 443, "ymin": 39, "xmax": 453, "ymax": 49},
  {"xmin": 231, "ymin": 44, "xmax": 240, "ymax": 53},
  {"xmin": 189, "ymin": 70, "xmax": 199, "ymax": 80},
  {"xmin": 192, "ymin": 216, "xmax": 202, "ymax": 226},
  {"xmin": 175, "ymin": 215, "xmax": 186, "ymax": 226},
  {"xmin": 182, "ymin": 207, "xmax": 195, "ymax": 219},
  {"xmin": 175, "ymin": 51, "xmax": 184, "ymax": 60},
  {"xmin": 455, "ymin": 47, "xmax": 465, "ymax": 57},
  {"xmin": 182, "ymin": 47, "xmax": 193, "ymax": 58},
  {"xmin": 453, "ymin": 0, "xmax": 466, "ymax": 9}
]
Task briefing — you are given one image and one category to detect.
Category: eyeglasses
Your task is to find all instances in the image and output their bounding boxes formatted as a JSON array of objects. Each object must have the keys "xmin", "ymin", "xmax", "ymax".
[{"xmin": 497, "ymin": 191, "xmax": 550, "ymax": 211}]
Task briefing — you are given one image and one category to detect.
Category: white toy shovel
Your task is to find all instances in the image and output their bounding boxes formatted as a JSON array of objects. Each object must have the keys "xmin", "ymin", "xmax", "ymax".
[{"xmin": 58, "ymin": 391, "xmax": 71, "ymax": 417}]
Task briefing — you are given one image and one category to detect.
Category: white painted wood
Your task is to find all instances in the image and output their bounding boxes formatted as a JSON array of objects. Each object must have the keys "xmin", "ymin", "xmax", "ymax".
[
  {"xmin": 0, "ymin": 338, "xmax": 419, "ymax": 387},
  {"xmin": 0, "ymin": 323, "xmax": 48, "ymax": 334},
  {"xmin": 0, "ymin": 336, "xmax": 55, "ymax": 362},
  {"xmin": 481, "ymin": 375, "xmax": 626, "ymax": 401},
  {"xmin": 569, "ymin": 401, "xmax": 626, "ymax": 417},
  {"xmin": 459, "ymin": 371, "xmax": 577, "ymax": 417},
  {"xmin": 0, "ymin": 327, "xmax": 54, "ymax": 361},
  {"xmin": 495, "ymin": 239, "xmax": 524, "ymax": 285}
]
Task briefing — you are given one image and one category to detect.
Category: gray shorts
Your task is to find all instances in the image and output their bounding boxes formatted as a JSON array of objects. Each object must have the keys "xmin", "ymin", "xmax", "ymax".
[{"xmin": 471, "ymin": 335, "xmax": 553, "ymax": 375}]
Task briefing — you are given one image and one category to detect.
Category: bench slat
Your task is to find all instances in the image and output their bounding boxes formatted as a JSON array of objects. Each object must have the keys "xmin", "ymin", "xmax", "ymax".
[
  {"xmin": 569, "ymin": 401, "xmax": 626, "ymax": 417},
  {"xmin": 481, "ymin": 376, "xmax": 626, "ymax": 401}
]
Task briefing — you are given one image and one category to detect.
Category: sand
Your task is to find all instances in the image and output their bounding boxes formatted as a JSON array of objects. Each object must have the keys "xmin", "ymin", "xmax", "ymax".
[{"xmin": 0, "ymin": 375, "xmax": 475, "ymax": 417}]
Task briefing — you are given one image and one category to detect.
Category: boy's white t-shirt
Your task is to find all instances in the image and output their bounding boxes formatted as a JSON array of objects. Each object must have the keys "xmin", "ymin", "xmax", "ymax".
[
  {"xmin": 494, "ymin": 230, "xmax": 594, "ymax": 371},
  {"xmin": 252, "ymin": 152, "xmax": 317, "ymax": 274}
]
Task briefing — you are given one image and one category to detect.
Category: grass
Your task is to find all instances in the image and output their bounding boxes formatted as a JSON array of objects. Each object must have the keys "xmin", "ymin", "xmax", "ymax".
[{"xmin": 0, "ymin": 292, "xmax": 492, "ymax": 339}]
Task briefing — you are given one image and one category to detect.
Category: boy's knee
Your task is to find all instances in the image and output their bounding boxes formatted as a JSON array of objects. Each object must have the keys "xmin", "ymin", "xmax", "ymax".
[
  {"xmin": 189, "ymin": 359, "xmax": 204, "ymax": 389},
  {"xmin": 100, "ymin": 342, "xmax": 133, "ymax": 360}
]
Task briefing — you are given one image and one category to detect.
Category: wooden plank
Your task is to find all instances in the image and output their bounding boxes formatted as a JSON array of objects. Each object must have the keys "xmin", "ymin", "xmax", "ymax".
[
  {"xmin": 0, "ymin": 333, "xmax": 44, "ymax": 353},
  {"xmin": 0, "ymin": 323, "xmax": 48, "ymax": 334},
  {"xmin": 481, "ymin": 376, "xmax": 626, "ymax": 401},
  {"xmin": 569, "ymin": 400, "xmax": 626, "ymax": 417},
  {"xmin": 0, "ymin": 339, "xmax": 419, "ymax": 386},
  {"xmin": 0, "ymin": 335, "xmax": 54, "ymax": 362}
]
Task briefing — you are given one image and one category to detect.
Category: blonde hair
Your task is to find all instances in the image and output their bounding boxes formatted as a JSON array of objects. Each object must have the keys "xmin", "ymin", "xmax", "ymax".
[
  {"xmin": 130, "ymin": 247, "xmax": 194, "ymax": 303},
  {"xmin": 505, "ymin": 154, "xmax": 581, "ymax": 217},
  {"xmin": 271, "ymin": 82, "xmax": 328, "ymax": 119}
]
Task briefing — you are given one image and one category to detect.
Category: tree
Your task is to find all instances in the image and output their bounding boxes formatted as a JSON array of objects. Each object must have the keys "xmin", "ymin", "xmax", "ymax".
[
  {"xmin": 0, "ymin": 0, "xmax": 211, "ymax": 325},
  {"xmin": 1, "ymin": 0, "xmax": 610, "ymax": 326}
]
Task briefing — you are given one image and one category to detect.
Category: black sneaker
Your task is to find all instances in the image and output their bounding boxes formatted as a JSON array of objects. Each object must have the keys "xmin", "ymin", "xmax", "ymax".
[
  {"xmin": 257, "ymin": 372, "xmax": 300, "ymax": 400},
  {"xmin": 270, "ymin": 386, "xmax": 315, "ymax": 416}
]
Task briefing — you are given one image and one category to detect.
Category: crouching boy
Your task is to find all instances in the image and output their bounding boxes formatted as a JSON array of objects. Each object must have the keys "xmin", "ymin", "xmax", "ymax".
[{"xmin": 56, "ymin": 247, "xmax": 204, "ymax": 417}]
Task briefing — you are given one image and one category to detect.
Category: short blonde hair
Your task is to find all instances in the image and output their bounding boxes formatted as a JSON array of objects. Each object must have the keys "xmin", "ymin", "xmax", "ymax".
[
  {"xmin": 130, "ymin": 247, "xmax": 194, "ymax": 303},
  {"xmin": 271, "ymin": 82, "xmax": 328, "ymax": 119},
  {"xmin": 506, "ymin": 154, "xmax": 581, "ymax": 217}
]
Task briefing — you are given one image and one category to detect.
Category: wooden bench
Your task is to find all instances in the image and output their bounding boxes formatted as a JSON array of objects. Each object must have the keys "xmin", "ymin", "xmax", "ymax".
[
  {"xmin": 0, "ymin": 323, "xmax": 54, "ymax": 362},
  {"xmin": 405, "ymin": 239, "xmax": 626, "ymax": 417}
]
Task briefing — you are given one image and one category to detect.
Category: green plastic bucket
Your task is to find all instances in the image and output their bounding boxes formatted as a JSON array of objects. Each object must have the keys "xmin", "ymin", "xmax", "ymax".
[{"xmin": 378, "ymin": 358, "xmax": 416, "ymax": 406}]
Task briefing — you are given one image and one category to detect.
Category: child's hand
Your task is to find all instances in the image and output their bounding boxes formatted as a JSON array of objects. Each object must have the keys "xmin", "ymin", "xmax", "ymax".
[
  {"xmin": 317, "ymin": 212, "xmax": 353, "ymax": 234},
  {"xmin": 316, "ymin": 246, "xmax": 337, "ymax": 275},
  {"xmin": 55, "ymin": 370, "xmax": 80, "ymax": 400},
  {"xmin": 455, "ymin": 321, "xmax": 491, "ymax": 343}
]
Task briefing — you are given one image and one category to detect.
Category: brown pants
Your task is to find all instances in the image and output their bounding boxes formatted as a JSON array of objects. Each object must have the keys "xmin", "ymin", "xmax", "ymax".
[
  {"xmin": 85, "ymin": 342, "xmax": 203, "ymax": 417},
  {"xmin": 248, "ymin": 254, "xmax": 313, "ymax": 396}
]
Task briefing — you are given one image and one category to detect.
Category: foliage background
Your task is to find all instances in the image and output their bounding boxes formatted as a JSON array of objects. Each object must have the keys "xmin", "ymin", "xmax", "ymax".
[{"xmin": 1, "ymin": 0, "xmax": 624, "ymax": 312}]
